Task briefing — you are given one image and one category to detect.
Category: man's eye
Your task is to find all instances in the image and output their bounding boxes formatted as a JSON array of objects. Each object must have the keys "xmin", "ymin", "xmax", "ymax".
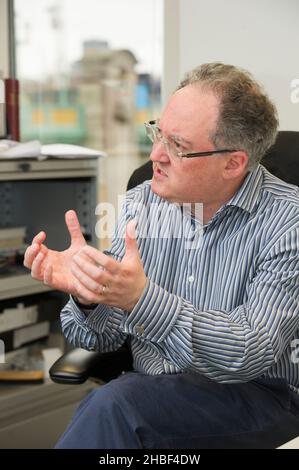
[{"xmin": 173, "ymin": 141, "xmax": 184, "ymax": 150}]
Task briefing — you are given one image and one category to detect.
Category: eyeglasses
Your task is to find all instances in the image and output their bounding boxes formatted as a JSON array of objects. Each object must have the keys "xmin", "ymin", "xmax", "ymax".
[{"xmin": 144, "ymin": 119, "xmax": 238, "ymax": 161}]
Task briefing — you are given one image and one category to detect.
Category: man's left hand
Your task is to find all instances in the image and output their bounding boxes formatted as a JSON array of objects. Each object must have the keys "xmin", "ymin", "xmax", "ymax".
[{"xmin": 70, "ymin": 220, "xmax": 147, "ymax": 312}]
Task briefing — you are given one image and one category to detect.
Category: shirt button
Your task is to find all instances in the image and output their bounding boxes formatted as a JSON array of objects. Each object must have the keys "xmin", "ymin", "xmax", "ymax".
[
  {"xmin": 135, "ymin": 325, "xmax": 145, "ymax": 336},
  {"xmin": 188, "ymin": 275, "xmax": 195, "ymax": 283}
]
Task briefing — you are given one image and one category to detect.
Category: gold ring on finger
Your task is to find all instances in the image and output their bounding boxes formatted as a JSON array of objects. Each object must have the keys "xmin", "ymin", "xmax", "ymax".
[{"xmin": 101, "ymin": 285, "xmax": 107, "ymax": 294}]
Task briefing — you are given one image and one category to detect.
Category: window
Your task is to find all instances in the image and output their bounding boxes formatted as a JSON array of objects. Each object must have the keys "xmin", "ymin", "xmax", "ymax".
[
  {"xmin": 14, "ymin": 0, "xmax": 162, "ymax": 243},
  {"xmin": 14, "ymin": 0, "xmax": 162, "ymax": 157}
]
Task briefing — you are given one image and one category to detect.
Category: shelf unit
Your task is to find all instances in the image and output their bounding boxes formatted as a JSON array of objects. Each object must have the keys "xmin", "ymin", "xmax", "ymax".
[
  {"xmin": 0, "ymin": 267, "xmax": 52, "ymax": 300},
  {"xmin": 0, "ymin": 156, "xmax": 99, "ymax": 448}
]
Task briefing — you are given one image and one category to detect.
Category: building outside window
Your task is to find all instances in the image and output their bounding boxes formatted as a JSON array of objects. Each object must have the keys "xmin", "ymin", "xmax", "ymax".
[{"xmin": 13, "ymin": 0, "xmax": 162, "ymax": 245}]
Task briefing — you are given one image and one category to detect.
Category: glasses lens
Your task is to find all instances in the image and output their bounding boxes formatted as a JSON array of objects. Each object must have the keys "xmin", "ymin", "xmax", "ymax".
[
  {"xmin": 167, "ymin": 141, "xmax": 181, "ymax": 161},
  {"xmin": 144, "ymin": 121, "xmax": 181, "ymax": 161},
  {"xmin": 145, "ymin": 122, "xmax": 157, "ymax": 143}
]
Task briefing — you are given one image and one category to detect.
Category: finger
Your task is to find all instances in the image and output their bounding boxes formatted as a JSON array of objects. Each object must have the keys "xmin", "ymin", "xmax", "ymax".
[
  {"xmin": 73, "ymin": 278, "xmax": 100, "ymax": 305},
  {"xmin": 65, "ymin": 210, "xmax": 86, "ymax": 246},
  {"xmin": 126, "ymin": 219, "xmax": 136, "ymax": 240},
  {"xmin": 23, "ymin": 243, "xmax": 42, "ymax": 268},
  {"xmin": 71, "ymin": 262, "xmax": 104, "ymax": 294},
  {"xmin": 125, "ymin": 220, "xmax": 139, "ymax": 258},
  {"xmin": 73, "ymin": 254, "xmax": 112, "ymax": 285},
  {"xmin": 32, "ymin": 231, "xmax": 46, "ymax": 245},
  {"xmin": 31, "ymin": 251, "xmax": 45, "ymax": 280},
  {"xmin": 81, "ymin": 245, "xmax": 119, "ymax": 273},
  {"xmin": 44, "ymin": 263, "xmax": 53, "ymax": 286},
  {"xmin": 24, "ymin": 230, "xmax": 47, "ymax": 268}
]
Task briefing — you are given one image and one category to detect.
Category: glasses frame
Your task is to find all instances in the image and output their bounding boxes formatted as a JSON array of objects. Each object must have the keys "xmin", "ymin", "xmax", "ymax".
[{"xmin": 145, "ymin": 119, "xmax": 238, "ymax": 160}]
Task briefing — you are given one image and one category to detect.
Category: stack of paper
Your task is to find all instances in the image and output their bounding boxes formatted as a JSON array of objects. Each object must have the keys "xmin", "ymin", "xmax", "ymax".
[
  {"xmin": 0, "ymin": 140, "xmax": 41, "ymax": 159},
  {"xmin": 41, "ymin": 143, "xmax": 107, "ymax": 158},
  {"xmin": 0, "ymin": 140, "xmax": 107, "ymax": 159}
]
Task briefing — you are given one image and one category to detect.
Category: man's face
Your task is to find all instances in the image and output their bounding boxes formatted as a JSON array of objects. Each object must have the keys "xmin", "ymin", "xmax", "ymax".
[{"xmin": 150, "ymin": 85, "xmax": 228, "ymax": 205}]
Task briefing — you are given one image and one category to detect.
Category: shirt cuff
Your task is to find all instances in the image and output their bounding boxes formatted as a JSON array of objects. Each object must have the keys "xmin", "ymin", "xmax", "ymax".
[
  {"xmin": 70, "ymin": 295, "xmax": 111, "ymax": 332},
  {"xmin": 121, "ymin": 279, "xmax": 182, "ymax": 343},
  {"xmin": 69, "ymin": 295, "xmax": 91, "ymax": 323}
]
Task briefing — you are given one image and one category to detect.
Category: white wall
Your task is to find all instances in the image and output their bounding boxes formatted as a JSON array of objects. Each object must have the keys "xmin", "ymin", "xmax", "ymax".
[{"xmin": 163, "ymin": 0, "xmax": 299, "ymax": 130}]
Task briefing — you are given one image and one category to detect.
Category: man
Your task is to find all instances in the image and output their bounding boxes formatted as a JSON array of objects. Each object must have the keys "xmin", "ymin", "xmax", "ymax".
[{"xmin": 24, "ymin": 63, "xmax": 299, "ymax": 448}]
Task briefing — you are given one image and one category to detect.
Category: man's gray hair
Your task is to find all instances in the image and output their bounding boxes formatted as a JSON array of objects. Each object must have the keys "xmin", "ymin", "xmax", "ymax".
[{"xmin": 178, "ymin": 63, "xmax": 279, "ymax": 170}]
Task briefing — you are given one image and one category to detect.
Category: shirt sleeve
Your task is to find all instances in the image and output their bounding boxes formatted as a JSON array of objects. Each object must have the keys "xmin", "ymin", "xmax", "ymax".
[
  {"xmin": 121, "ymin": 227, "xmax": 299, "ymax": 382},
  {"xmin": 59, "ymin": 188, "xmax": 139, "ymax": 352},
  {"xmin": 60, "ymin": 295, "xmax": 127, "ymax": 352}
]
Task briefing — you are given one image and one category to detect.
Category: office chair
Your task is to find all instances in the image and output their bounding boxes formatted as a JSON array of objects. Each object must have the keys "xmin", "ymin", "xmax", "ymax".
[{"xmin": 49, "ymin": 131, "xmax": 299, "ymax": 447}]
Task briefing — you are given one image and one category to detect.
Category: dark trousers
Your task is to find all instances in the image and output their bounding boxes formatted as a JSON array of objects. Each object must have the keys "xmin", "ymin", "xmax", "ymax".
[{"xmin": 55, "ymin": 372, "xmax": 299, "ymax": 449}]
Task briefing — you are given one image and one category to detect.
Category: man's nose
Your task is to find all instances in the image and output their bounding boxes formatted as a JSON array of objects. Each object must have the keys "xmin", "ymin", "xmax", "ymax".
[{"xmin": 149, "ymin": 141, "xmax": 170, "ymax": 162}]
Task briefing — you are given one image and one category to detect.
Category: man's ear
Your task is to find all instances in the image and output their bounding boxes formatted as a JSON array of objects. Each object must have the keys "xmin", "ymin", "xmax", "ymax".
[{"xmin": 222, "ymin": 151, "xmax": 249, "ymax": 179}]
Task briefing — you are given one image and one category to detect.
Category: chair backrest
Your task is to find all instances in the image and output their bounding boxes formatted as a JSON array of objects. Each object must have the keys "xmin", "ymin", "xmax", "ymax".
[
  {"xmin": 262, "ymin": 130, "xmax": 299, "ymax": 186},
  {"xmin": 127, "ymin": 160, "xmax": 153, "ymax": 190},
  {"xmin": 127, "ymin": 130, "xmax": 299, "ymax": 190}
]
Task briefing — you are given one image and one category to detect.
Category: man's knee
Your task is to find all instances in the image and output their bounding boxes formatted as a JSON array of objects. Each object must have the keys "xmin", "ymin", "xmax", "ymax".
[{"xmin": 87, "ymin": 374, "xmax": 141, "ymax": 422}]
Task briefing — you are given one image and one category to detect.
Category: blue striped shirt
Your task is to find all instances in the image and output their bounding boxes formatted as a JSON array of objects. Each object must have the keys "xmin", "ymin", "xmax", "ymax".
[{"xmin": 61, "ymin": 164, "xmax": 299, "ymax": 393}]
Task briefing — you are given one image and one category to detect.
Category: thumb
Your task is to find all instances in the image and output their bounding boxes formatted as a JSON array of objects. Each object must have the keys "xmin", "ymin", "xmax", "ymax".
[
  {"xmin": 65, "ymin": 210, "xmax": 86, "ymax": 246},
  {"xmin": 124, "ymin": 220, "xmax": 139, "ymax": 259},
  {"xmin": 44, "ymin": 263, "xmax": 53, "ymax": 287}
]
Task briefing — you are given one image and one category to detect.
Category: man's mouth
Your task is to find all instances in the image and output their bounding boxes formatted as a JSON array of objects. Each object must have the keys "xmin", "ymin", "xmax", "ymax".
[{"xmin": 154, "ymin": 165, "xmax": 168, "ymax": 178}]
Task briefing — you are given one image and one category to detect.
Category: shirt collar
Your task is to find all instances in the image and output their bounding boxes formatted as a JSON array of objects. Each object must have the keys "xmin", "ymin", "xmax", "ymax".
[
  {"xmin": 224, "ymin": 164, "xmax": 264, "ymax": 214},
  {"xmin": 180, "ymin": 164, "xmax": 264, "ymax": 229}
]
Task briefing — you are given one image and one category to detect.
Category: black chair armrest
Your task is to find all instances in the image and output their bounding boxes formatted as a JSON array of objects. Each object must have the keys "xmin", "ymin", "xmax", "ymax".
[{"xmin": 49, "ymin": 346, "xmax": 133, "ymax": 385}]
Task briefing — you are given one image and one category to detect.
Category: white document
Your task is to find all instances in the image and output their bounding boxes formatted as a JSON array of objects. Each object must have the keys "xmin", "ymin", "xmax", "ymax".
[
  {"xmin": 41, "ymin": 143, "xmax": 107, "ymax": 158},
  {"xmin": 0, "ymin": 140, "xmax": 106, "ymax": 159},
  {"xmin": 0, "ymin": 140, "xmax": 41, "ymax": 159}
]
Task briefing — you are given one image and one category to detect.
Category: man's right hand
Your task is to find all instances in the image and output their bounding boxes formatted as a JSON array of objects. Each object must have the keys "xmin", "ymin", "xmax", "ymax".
[{"xmin": 23, "ymin": 210, "xmax": 87, "ymax": 296}]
